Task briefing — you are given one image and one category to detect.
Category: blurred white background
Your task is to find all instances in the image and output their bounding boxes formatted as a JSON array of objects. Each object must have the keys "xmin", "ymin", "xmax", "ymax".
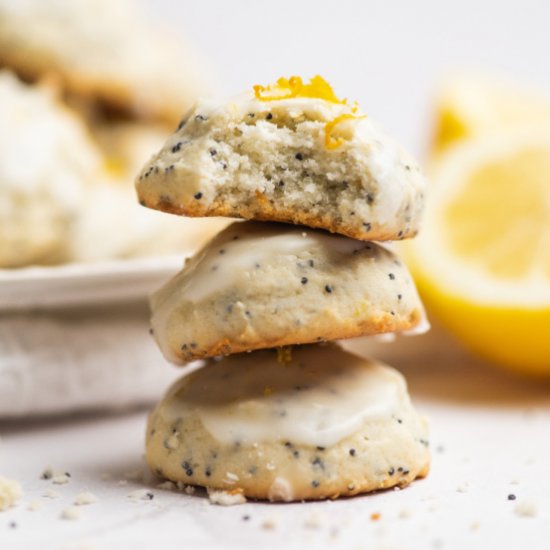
[{"xmin": 145, "ymin": 0, "xmax": 550, "ymax": 155}]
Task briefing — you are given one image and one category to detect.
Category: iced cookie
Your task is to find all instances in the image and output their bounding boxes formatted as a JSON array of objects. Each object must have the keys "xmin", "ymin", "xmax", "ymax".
[
  {"xmin": 70, "ymin": 180, "xmax": 229, "ymax": 262},
  {"xmin": 146, "ymin": 344, "xmax": 430, "ymax": 501},
  {"xmin": 136, "ymin": 76, "xmax": 426, "ymax": 241},
  {"xmin": 0, "ymin": 70, "xmax": 101, "ymax": 268},
  {"xmin": 0, "ymin": 0, "xmax": 205, "ymax": 124},
  {"xmin": 150, "ymin": 221, "xmax": 427, "ymax": 364}
]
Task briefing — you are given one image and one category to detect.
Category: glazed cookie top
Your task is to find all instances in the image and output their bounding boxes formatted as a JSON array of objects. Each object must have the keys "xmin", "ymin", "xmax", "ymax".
[
  {"xmin": 157, "ymin": 344, "xmax": 409, "ymax": 448},
  {"xmin": 136, "ymin": 76, "xmax": 427, "ymax": 241},
  {"xmin": 153, "ymin": 221, "xmax": 362, "ymax": 306}
]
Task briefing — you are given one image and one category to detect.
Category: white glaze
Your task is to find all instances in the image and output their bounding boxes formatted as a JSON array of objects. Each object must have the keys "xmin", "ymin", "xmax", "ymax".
[
  {"xmin": 183, "ymin": 224, "xmax": 357, "ymax": 302},
  {"xmin": 371, "ymin": 332, "xmax": 397, "ymax": 343},
  {"xmin": 196, "ymin": 91, "xmax": 355, "ymax": 126},
  {"xmin": 164, "ymin": 345, "xmax": 404, "ymax": 448},
  {"xmin": 402, "ymin": 315, "xmax": 431, "ymax": 336}
]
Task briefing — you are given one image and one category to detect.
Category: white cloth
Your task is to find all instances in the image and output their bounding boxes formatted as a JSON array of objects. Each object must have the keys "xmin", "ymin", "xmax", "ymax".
[{"xmin": 0, "ymin": 301, "xmax": 179, "ymax": 417}]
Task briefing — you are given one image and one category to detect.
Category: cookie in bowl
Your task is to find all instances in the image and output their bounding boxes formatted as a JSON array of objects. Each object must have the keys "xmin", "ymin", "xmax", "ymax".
[
  {"xmin": 0, "ymin": 70, "xmax": 101, "ymax": 267},
  {"xmin": 0, "ymin": 0, "xmax": 205, "ymax": 124}
]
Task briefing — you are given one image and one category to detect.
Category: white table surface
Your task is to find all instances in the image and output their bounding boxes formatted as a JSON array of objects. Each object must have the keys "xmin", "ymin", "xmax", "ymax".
[{"xmin": 2, "ymin": 325, "xmax": 549, "ymax": 550}]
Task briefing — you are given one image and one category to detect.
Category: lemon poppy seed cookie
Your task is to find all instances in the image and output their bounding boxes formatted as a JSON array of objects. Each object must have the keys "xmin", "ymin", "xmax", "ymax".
[
  {"xmin": 146, "ymin": 344, "xmax": 430, "ymax": 501},
  {"xmin": 0, "ymin": 70, "xmax": 102, "ymax": 268},
  {"xmin": 136, "ymin": 76, "xmax": 426, "ymax": 241},
  {"xmin": 69, "ymin": 181, "xmax": 230, "ymax": 262},
  {"xmin": 150, "ymin": 221, "xmax": 427, "ymax": 364},
  {"xmin": 0, "ymin": 0, "xmax": 205, "ymax": 124}
]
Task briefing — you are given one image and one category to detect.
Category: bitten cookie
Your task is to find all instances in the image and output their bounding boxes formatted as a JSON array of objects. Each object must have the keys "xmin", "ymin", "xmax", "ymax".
[
  {"xmin": 146, "ymin": 344, "xmax": 430, "ymax": 501},
  {"xmin": 150, "ymin": 221, "xmax": 428, "ymax": 364},
  {"xmin": 0, "ymin": 70, "xmax": 102, "ymax": 268},
  {"xmin": 0, "ymin": 0, "xmax": 205, "ymax": 124},
  {"xmin": 136, "ymin": 75, "xmax": 426, "ymax": 241}
]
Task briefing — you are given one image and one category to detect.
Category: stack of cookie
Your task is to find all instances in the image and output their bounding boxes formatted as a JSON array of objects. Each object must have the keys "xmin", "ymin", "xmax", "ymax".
[{"xmin": 137, "ymin": 76, "xmax": 431, "ymax": 501}]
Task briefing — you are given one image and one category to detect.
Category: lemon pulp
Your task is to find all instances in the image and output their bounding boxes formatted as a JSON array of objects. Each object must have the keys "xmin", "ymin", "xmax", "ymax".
[
  {"xmin": 444, "ymin": 148, "xmax": 550, "ymax": 281},
  {"xmin": 413, "ymin": 74, "xmax": 550, "ymax": 375}
]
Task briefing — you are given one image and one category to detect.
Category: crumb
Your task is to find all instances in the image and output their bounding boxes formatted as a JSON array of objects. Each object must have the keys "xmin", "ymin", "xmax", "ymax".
[
  {"xmin": 100, "ymin": 473, "xmax": 112, "ymax": 481},
  {"xmin": 124, "ymin": 469, "xmax": 144, "ymax": 482},
  {"xmin": 127, "ymin": 489, "xmax": 154, "ymax": 501},
  {"xmin": 52, "ymin": 473, "xmax": 70, "ymax": 485},
  {"xmin": 370, "ymin": 512, "xmax": 381, "ymax": 521},
  {"xmin": 176, "ymin": 481, "xmax": 187, "ymax": 491},
  {"xmin": 456, "ymin": 482, "xmax": 469, "ymax": 493},
  {"xmin": 60, "ymin": 506, "xmax": 81, "ymax": 520},
  {"xmin": 514, "ymin": 500, "xmax": 537, "ymax": 517},
  {"xmin": 261, "ymin": 518, "xmax": 277, "ymax": 530},
  {"xmin": 156, "ymin": 481, "xmax": 176, "ymax": 491},
  {"xmin": 74, "ymin": 492, "xmax": 98, "ymax": 505},
  {"xmin": 0, "ymin": 476, "xmax": 23, "ymax": 511},
  {"xmin": 510, "ymin": 479, "xmax": 521, "ymax": 485},
  {"xmin": 117, "ymin": 480, "xmax": 128, "ymax": 486},
  {"xmin": 470, "ymin": 521, "xmax": 480, "ymax": 531},
  {"xmin": 399, "ymin": 508, "xmax": 412, "ymax": 519},
  {"xmin": 207, "ymin": 488, "xmax": 246, "ymax": 506},
  {"xmin": 175, "ymin": 480, "xmax": 197, "ymax": 494},
  {"xmin": 27, "ymin": 499, "xmax": 43, "ymax": 511},
  {"xmin": 40, "ymin": 466, "xmax": 54, "ymax": 480},
  {"xmin": 303, "ymin": 513, "xmax": 321, "ymax": 529},
  {"xmin": 43, "ymin": 489, "xmax": 60, "ymax": 499}
]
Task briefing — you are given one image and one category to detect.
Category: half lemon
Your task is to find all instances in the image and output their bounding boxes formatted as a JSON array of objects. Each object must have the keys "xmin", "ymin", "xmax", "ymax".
[
  {"xmin": 431, "ymin": 73, "xmax": 550, "ymax": 154},
  {"xmin": 408, "ymin": 127, "xmax": 550, "ymax": 375}
]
